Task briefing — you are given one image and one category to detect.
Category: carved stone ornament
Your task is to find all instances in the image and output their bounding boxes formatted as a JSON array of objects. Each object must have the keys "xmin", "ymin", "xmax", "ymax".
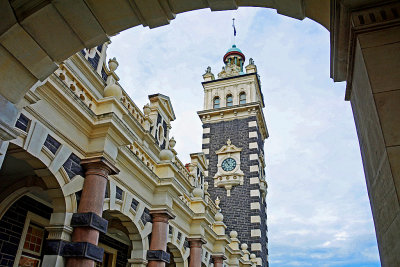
[
  {"xmin": 218, "ymin": 62, "xmax": 241, "ymax": 79},
  {"xmin": 213, "ymin": 139, "xmax": 244, "ymax": 196}
]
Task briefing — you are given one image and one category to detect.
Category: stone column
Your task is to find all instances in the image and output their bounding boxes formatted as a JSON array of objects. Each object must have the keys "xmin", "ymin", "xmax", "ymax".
[
  {"xmin": 188, "ymin": 238, "xmax": 206, "ymax": 267},
  {"xmin": 147, "ymin": 209, "xmax": 175, "ymax": 267},
  {"xmin": 333, "ymin": 1, "xmax": 400, "ymax": 266},
  {"xmin": 212, "ymin": 254, "xmax": 226, "ymax": 267},
  {"xmin": 66, "ymin": 157, "xmax": 119, "ymax": 267}
]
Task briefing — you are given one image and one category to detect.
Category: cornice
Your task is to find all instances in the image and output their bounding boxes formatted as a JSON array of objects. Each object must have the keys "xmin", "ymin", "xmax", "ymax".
[
  {"xmin": 198, "ymin": 102, "xmax": 269, "ymax": 140},
  {"xmin": 331, "ymin": 0, "xmax": 399, "ymax": 99}
]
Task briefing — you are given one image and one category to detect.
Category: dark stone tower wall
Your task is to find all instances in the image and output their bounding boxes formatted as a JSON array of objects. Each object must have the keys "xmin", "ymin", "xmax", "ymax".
[{"xmin": 203, "ymin": 116, "xmax": 268, "ymax": 266}]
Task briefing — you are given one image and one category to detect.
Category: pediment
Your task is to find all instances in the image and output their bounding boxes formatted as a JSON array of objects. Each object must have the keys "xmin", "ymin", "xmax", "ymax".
[
  {"xmin": 215, "ymin": 139, "xmax": 242, "ymax": 154},
  {"xmin": 149, "ymin": 93, "xmax": 176, "ymax": 121}
]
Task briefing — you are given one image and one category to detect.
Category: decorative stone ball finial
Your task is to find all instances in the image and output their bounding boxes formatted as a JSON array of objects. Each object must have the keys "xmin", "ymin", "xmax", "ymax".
[
  {"xmin": 192, "ymin": 187, "xmax": 204, "ymax": 198},
  {"xmin": 108, "ymin": 57, "xmax": 119, "ymax": 72},
  {"xmin": 250, "ymin": 254, "xmax": 256, "ymax": 259},
  {"xmin": 104, "ymin": 81, "xmax": 122, "ymax": 99},
  {"xmin": 169, "ymin": 137, "xmax": 176, "ymax": 149},
  {"xmin": 230, "ymin": 231, "xmax": 238, "ymax": 239},
  {"xmin": 159, "ymin": 149, "xmax": 174, "ymax": 161},
  {"xmin": 143, "ymin": 104, "xmax": 151, "ymax": 116},
  {"xmin": 227, "ymin": 139, "xmax": 232, "ymax": 145},
  {"xmin": 215, "ymin": 211, "xmax": 223, "ymax": 222},
  {"xmin": 241, "ymin": 243, "xmax": 248, "ymax": 250}
]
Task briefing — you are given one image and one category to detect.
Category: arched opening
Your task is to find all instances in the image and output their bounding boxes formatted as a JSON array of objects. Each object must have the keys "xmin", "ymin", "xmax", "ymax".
[
  {"xmin": 213, "ymin": 96, "xmax": 220, "ymax": 109},
  {"xmin": 239, "ymin": 92, "xmax": 246, "ymax": 105},
  {"xmin": 0, "ymin": 143, "xmax": 72, "ymax": 266},
  {"xmin": 166, "ymin": 242, "xmax": 184, "ymax": 267},
  {"xmin": 226, "ymin": 94, "xmax": 233, "ymax": 107},
  {"xmin": 101, "ymin": 210, "xmax": 146, "ymax": 267}
]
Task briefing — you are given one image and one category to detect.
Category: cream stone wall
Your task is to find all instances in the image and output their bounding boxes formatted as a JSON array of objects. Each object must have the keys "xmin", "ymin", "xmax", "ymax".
[{"xmin": 0, "ymin": 46, "xmax": 259, "ymax": 267}]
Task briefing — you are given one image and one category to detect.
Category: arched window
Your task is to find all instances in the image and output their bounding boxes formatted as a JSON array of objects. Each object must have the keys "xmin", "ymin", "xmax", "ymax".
[
  {"xmin": 226, "ymin": 94, "xmax": 233, "ymax": 107},
  {"xmin": 239, "ymin": 92, "xmax": 246, "ymax": 104},
  {"xmin": 213, "ymin": 97, "xmax": 220, "ymax": 109}
]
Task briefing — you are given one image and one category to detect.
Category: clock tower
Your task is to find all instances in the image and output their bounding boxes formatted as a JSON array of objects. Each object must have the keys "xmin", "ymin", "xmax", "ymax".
[{"xmin": 198, "ymin": 45, "xmax": 269, "ymax": 266}]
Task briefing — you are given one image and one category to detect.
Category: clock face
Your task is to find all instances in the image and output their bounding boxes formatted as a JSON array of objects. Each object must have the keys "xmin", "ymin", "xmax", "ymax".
[{"xmin": 221, "ymin": 158, "xmax": 236, "ymax": 172}]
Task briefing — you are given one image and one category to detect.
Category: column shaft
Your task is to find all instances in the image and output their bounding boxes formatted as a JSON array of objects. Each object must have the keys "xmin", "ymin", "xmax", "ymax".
[
  {"xmin": 212, "ymin": 255, "xmax": 226, "ymax": 267},
  {"xmin": 66, "ymin": 158, "xmax": 118, "ymax": 267},
  {"xmin": 147, "ymin": 210, "xmax": 175, "ymax": 267},
  {"xmin": 188, "ymin": 238, "xmax": 206, "ymax": 267}
]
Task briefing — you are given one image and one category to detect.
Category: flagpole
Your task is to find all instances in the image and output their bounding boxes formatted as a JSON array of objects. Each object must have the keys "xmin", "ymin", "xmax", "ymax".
[{"xmin": 232, "ymin": 18, "xmax": 236, "ymax": 45}]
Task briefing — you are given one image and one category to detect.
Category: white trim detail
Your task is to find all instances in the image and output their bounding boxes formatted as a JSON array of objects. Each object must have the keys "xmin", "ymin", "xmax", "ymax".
[
  {"xmin": 251, "ymin": 216, "xmax": 261, "ymax": 223},
  {"xmin": 249, "ymin": 131, "xmax": 258, "ymax": 138},
  {"xmin": 251, "ymin": 229, "xmax": 261, "ymax": 237},
  {"xmin": 248, "ymin": 121, "xmax": 257, "ymax": 127},
  {"xmin": 202, "ymin": 138, "xmax": 210, "ymax": 144},
  {"xmin": 250, "ymin": 177, "xmax": 259, "ymax": 184},
  {"xmin": 250, "ymin": 202, "xmax": 260, "ymax": 210},
  {"xmin": 250, "ymin": 165, "xmax": 259, "ymax": 172},
  {"xmin": 250, "ymin": 189, "xmax": 260, "ymax": 197},
  {"xmin": 249, "ymin": 154, "xmax": 258, "ymax": 160},
  {"xmin": 202, "ymin": 148, "xmax": 209, "ymax": 154},
  {"xmin": 251, "ymin": 243, "xmax": 262, "ymax": 251},
  {"xmin": 249, "ymin": 142, "xmax": 258, "ymax": 149},
  {"xmin": 203, "ymin": 128, "xmax": 210, "ymax": 134}
]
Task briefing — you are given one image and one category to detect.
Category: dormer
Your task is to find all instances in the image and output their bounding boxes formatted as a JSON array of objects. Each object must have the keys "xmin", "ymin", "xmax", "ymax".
[
  {"xmin": 189, "ymin": 152, "xmax": 208, "ymax": 189},
  {"xmin": 148, "ymin": 94, "xmax": 176, "ymax": 149}
]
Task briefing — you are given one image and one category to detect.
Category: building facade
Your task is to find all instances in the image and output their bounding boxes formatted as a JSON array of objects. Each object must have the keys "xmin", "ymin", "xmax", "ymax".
[
  {"xmin": 198, "ymin": 46, "xmax": 268, "ymax": 267},
  {"xmin": 0, "ymin": 1, "xmax": 399, "ymax": 266},
  {"xmin": 0, "ymin": 42, "xmax": 264, "ymax": 267}
]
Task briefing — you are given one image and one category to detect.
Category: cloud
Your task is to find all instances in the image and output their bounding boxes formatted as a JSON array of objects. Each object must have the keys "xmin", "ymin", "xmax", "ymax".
[{"xmin": 107, "ymin": 7, "xmax": 379, "ymax": 267}]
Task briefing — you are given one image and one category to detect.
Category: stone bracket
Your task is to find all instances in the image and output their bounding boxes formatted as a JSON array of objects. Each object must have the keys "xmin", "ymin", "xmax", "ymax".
[
  {"xmin": 71, "ymin": 212, "xmax": 108, "ymax": 234},
  {"xmin": 63, "ymin": 242, "xmax": 104, "ymax": 262},
  {"xmin": 146, "ymin": 250, "xmax": 170, "ymax": 263}
]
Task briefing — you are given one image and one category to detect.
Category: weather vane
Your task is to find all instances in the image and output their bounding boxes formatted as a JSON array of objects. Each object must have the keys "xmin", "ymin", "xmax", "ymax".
[{"xmin": 232, "ymin": 18, "xmax": 237, "ymax": 44}]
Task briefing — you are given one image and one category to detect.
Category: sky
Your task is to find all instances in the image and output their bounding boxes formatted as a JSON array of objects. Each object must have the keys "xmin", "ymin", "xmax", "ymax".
[{"xmin": 106, "ymin": 7, "xmax": 380, "ymax": 267}]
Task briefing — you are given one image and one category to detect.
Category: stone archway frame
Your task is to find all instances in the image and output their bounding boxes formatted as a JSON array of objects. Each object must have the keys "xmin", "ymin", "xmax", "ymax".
[
  {"xmin": 167, "ymin": 242, "xmax": 187, "ymax": 267},
  {"xmin": 103, "ymin": 180, "xmax": 156, "ymax": 263},
  {"xmin": 166, "ymin": 225, "xmax": 190, "ymax": 267},
  {"xmin": 0, "ymin": 137, "xmax": 79, "ymax": 221}
]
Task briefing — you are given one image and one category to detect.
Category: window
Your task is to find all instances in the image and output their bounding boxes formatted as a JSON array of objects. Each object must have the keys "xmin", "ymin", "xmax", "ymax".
[
  {"xmin": 226, "ymin": 95, "xmax": 233, "ymax": 107},
  {"xmin": 213, "ymin": 97, "xmax": 220, "ymax": 108},
  {"xmin": 96, "ymin": 243, "xmax": 117, "ymax": 267},
  {"xmin": 15, "ymin": 212, "xmax": 49, "ymax": 267},
  {"xmin": 239, "ymin": 92, "xmax": 246, "ymax": 104}
]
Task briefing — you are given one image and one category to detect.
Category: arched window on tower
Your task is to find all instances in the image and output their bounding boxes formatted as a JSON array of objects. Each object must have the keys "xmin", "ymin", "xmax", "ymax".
[
  {"xmin": 226, "ymin": 94, "xmax": 233, "ymax": 107},
  {"xmin": 213, "ymin": 97, "xmax": 220, "ymax": 109},
  {"xmin": 239, "ymin": 92, "xmax": 246, "ymax": 104}
]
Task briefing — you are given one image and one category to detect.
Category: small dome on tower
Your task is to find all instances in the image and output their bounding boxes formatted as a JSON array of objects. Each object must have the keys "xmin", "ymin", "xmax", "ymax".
[{"xmin": 223, "ymin": 44, "xmax": 245, "ymax": 63}]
